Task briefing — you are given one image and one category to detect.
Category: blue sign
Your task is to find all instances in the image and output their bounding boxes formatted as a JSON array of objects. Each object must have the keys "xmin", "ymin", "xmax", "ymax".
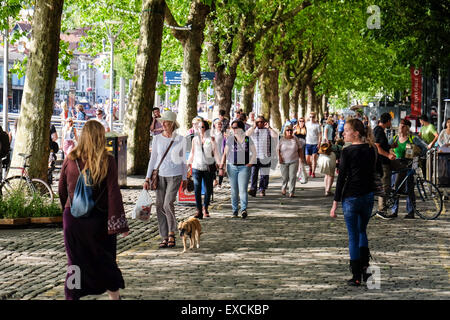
[
  {"xmin": 163, "ymin": 71, "xmax": 216, "ymax": 85},
  {"xmin": 164, "ymin": 71, "xmax": 182, "ymax": 85},
  {"xmin": 201, "ymin": 72, "xmax": 216, "ymax": 81}
]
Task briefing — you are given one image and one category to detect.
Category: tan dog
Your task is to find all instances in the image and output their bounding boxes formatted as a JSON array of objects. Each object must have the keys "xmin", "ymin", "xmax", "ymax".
[{"xmin": 178, "ymin": 217, "xmax": 202, "ymax": 253}]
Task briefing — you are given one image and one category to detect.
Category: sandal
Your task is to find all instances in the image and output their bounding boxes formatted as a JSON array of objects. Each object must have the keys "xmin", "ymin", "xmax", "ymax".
[
  {"xmin": 159, "ymin": 239, "xmax": 168, "ymax": 249},
  {"xmin": 167, "ymin": 234, "xmax": 176, "ymax": 248}
]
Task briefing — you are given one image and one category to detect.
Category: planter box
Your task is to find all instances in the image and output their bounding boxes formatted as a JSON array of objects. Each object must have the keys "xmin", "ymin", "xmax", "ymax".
[
  {"xmin": 0, "ymin": 218, "xmax": 31, "ymax": 226},
  {"xmin": 30, "ymin": 216, "xmax": 63, "ymax": 224}
]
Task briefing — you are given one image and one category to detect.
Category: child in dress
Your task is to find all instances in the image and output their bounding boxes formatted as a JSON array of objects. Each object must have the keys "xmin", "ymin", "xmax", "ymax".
[{"xmin": 318, "ymin": 142, "xmax": 336, "ymax": 196}]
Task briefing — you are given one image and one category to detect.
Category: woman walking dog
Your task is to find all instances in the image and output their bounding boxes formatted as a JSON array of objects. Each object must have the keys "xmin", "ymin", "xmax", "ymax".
[{"xmin": 144, "ymin": 110, "xmax": 187, "ymax": 249}]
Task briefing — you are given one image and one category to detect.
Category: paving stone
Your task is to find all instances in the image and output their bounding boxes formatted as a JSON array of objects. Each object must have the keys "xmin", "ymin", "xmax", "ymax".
[{"xmin": 1, "ymin": 171, "xmax": 449, "ymax": 300}]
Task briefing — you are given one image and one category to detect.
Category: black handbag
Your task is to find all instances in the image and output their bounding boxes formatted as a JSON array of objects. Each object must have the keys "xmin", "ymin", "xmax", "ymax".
[{"xmin": 186, "ymin": 177, "xmax": 195, "ymax": 192}]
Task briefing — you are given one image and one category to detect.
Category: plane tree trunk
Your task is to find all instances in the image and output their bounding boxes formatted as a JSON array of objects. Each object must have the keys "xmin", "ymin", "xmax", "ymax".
[
  {"xmin": 124, "ymin": 0, "xmax": 165, "ymax": 175},
  {"xmin": 12, "ymin": 0, "xmax": 64, "ymax": 181}
]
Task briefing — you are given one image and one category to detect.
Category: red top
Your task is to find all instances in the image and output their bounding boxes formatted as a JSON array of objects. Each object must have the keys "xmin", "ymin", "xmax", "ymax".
[{"xmin": 58, "ymin": 155, "xmax": 129, "ymax": 235}]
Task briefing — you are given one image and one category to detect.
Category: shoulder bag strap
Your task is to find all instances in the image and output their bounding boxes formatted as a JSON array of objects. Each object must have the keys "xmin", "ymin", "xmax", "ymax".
[
  {"xmin": 247, "ymin": 136, "xmax": 250, "ymax": 164},
  {"xmin": 156, "ymin": 137, "xmax": 175, "ymax": 171},
  {"xmin": 393, "ymin": 135, "xmax": 399, "ymax": 144}
]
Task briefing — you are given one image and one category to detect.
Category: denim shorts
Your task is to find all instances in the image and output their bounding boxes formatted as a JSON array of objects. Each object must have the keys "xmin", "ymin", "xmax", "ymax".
[{"xmin": 305, "ymin": 144, "xmax": 319, "ymax": 155}]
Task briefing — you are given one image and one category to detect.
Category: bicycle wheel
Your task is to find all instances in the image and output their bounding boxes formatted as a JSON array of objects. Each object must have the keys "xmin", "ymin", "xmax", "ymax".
[
  {"xmin": 0, "ymin": 176, "xmax": 28, "ymax": 199},
  {"xmin": 0, "ymin": 176, "xmax": 54, "ymax": 205},
  {"xmin": 29, "ymin": 178, "xmax": 54, "ymax": 205},
  {"xmin": 414, "ymin": 178, "xmax": 443, "ymax": 220}
]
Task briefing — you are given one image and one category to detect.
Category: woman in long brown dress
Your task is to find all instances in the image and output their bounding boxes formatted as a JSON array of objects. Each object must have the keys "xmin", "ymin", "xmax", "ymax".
[{"xmin": 58, "ymin": 120, "xmax": 129, "ymax": 300}]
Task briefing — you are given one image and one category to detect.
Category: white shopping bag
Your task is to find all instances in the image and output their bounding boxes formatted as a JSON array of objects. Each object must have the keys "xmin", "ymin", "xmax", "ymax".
[
  {"xmin": 298, "ymin": 166, "xmax": 308, "ymax": 184},
  {"xmin": 132, "ymin": 189, "xmax": 153, "ymax": 221}
]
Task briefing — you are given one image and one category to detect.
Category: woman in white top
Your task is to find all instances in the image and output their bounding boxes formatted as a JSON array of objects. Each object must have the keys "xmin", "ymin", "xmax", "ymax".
[
  {"xmin": 212, "ymin": 118, "xmax": 225, "ymax": 187},
  {"xmin": 144, "ymin": 110, "xmax": 187, "ymax": 249},
  {"xmin": 188, "ymin": 120, "xmax": 220, "ymax": 218},
  {"xmin": 9, "ymin": 119, "xmax": 18, "ymax": 153},
  {"xmin": 438, "ymin": 118, "xmax": 450, "ymax": 153},
  {"xmin": 61, "ymin": 118, "xmax": 78, "ymax": 157},
  {"xmin": 277, "ymin": 124, "xmax": 303, "ymax": 197}
]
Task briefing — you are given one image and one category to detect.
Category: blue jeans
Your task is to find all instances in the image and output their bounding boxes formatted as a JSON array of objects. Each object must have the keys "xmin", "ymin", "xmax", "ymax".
[
  {"xmin": 192, "ymin": 169, "xmax": 214, "ymax": 211},
  {"xmin": 391, "ymin": 171, "xmax": 415, "ymax": 215},
  {"xmin": 342, "ymin": 192, "xmax": 374, "ymax": 260},
  {"xmin": 227, "ymin": 164, "xmax": 251, "ymax": 213}
]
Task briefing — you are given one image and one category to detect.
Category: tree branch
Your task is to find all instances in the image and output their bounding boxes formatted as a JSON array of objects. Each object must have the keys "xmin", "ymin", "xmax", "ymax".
[{"xmin": 164, "ymin": 2, "xmax": 188, "ymax": 42}]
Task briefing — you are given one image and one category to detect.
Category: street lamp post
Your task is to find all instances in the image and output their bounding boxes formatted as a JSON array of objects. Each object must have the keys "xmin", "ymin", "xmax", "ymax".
[
  {"xmin": 104, "ymin": 20, "xmax": 123, "ymax": 131},
  {"xmin": 2, "ymin": 23, "xmax": 9, "ymax": 131}
]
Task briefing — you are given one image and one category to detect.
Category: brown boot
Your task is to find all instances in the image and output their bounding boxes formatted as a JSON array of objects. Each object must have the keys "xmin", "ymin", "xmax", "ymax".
[{"xmin": 203, "ymin": 206, "xmax": 210, "ymax": 218}]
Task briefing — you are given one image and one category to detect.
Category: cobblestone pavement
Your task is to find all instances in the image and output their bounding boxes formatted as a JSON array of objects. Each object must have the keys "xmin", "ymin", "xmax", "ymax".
[{"xmin": 0, "ymin": 170, "xmax": 449, "ymax": 300}]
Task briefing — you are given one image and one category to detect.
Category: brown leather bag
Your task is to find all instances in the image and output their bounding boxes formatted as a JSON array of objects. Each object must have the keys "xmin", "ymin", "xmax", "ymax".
[{"xmin": 150, "ymin": 139, "xmax": 175, "ymax": 190}]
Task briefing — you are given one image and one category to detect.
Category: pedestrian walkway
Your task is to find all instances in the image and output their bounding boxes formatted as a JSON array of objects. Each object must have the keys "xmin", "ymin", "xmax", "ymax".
[{"xmin": 0, "ymin": 170, "xmax": 449, "ymax": 300}]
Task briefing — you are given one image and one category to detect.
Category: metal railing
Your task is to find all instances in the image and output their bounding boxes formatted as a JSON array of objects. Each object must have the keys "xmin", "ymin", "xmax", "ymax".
[
  {"xmin": 0, "ymin": 112, "xmax": 124, "ymax": 134},
  {"xmin": 426, "ymin": 148, "xmax": 437, "ymax": 184}
]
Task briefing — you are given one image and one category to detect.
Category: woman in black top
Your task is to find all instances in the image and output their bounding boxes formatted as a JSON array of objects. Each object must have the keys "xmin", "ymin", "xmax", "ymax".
[{"xmin": 330, "ymin": 119, "xmax": 376, "ymax": 286}]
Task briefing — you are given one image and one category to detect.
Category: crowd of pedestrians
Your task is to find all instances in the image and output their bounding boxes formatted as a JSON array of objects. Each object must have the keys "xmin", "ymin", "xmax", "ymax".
[
  {"xmin": 145, "ymin": 108, "xmax": 442, "ymax": 225},
  {"xmin": 56, "ymin": 104, "xmax": 447, "ymax": 300},
  {"xmin": 145, "ymin": 108, "xmax": 442, "ymax": 287}
]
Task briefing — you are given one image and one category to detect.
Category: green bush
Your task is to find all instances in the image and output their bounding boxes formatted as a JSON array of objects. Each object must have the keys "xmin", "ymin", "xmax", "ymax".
[
  {"xmin": 0, "ymin": 190, "xmax": 62, "ymax": 219},
  {"xmin": 1, "ymin": 190, "xmax": 28, "ymax": 219},
  {"xmin": 41, "ymin": 201, "xmax": 63, "ymax": 217}
]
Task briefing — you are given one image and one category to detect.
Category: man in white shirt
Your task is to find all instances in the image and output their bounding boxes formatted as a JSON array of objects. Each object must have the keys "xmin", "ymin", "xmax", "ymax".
[
  {"xmin": 246, "ymin": 116, "xmax": 278, "ymax": 197},
  {"xmin": 95, "ymin": 109, "xmax": 111, "ymax": 132},
  {"xmin": 305, "ymin": 112, "xmax": 321, "ymax": 178}
]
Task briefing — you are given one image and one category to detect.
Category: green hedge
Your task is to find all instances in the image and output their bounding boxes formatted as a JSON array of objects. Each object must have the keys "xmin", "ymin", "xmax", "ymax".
[{"xmin": 0, "ymin": 190, "xmax": 62, "ymax": 219}]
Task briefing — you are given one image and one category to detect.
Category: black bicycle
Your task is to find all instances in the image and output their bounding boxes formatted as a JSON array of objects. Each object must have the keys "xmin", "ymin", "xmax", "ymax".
[{"xmin": 373, "ymin": 157, "xmax": 443, "ymax": 220}]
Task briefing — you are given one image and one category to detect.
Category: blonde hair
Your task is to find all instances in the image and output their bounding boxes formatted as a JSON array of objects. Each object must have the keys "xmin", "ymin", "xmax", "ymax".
[{"xmin": 68, "ymin": 120, "xmax": 110, "ymax": 185}]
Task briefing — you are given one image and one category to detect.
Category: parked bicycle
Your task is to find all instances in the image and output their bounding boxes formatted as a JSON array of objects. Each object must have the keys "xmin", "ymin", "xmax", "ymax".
[
  {"xmin": 373, "ymin": 156, "xmax": 443, "ymax": 220},
  {"xmin": 0, "ymin": 153, "xmax": 54, "ymax": 204}
]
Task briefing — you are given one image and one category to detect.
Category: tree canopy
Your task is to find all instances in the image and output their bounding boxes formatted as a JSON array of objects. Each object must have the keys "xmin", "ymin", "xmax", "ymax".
[{"xmin": 3, "ymin": 0, "xmax": 449, "ymax": 176}]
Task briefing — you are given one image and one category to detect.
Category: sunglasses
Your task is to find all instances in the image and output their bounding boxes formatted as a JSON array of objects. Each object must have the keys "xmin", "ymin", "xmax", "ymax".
[
  {"xmin": 286, "ymin": 129, "xmax": 293, "ymax": 132},
  {"xmin": 299, "ymin": 120, "xmax": 305, "ymax": 122}
]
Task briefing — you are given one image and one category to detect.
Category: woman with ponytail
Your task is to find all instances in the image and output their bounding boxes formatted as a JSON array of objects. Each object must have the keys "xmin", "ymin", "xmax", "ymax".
[
  {"xmin": 59, "ymin": 120, "xmax": 129, "ymax": 300},
  {"xmin": 329, "ymin": 119, "xmax": 377, "ymax": 286}
]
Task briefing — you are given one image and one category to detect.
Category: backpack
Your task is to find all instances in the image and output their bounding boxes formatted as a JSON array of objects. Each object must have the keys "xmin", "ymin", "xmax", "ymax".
[
  {"xmin": 69, "ymin": 160, "xmax": 105, "ymax": 218},
  {"xmin": 0, "ymin": 127, "xmax": 10, "ymax": 159}
]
